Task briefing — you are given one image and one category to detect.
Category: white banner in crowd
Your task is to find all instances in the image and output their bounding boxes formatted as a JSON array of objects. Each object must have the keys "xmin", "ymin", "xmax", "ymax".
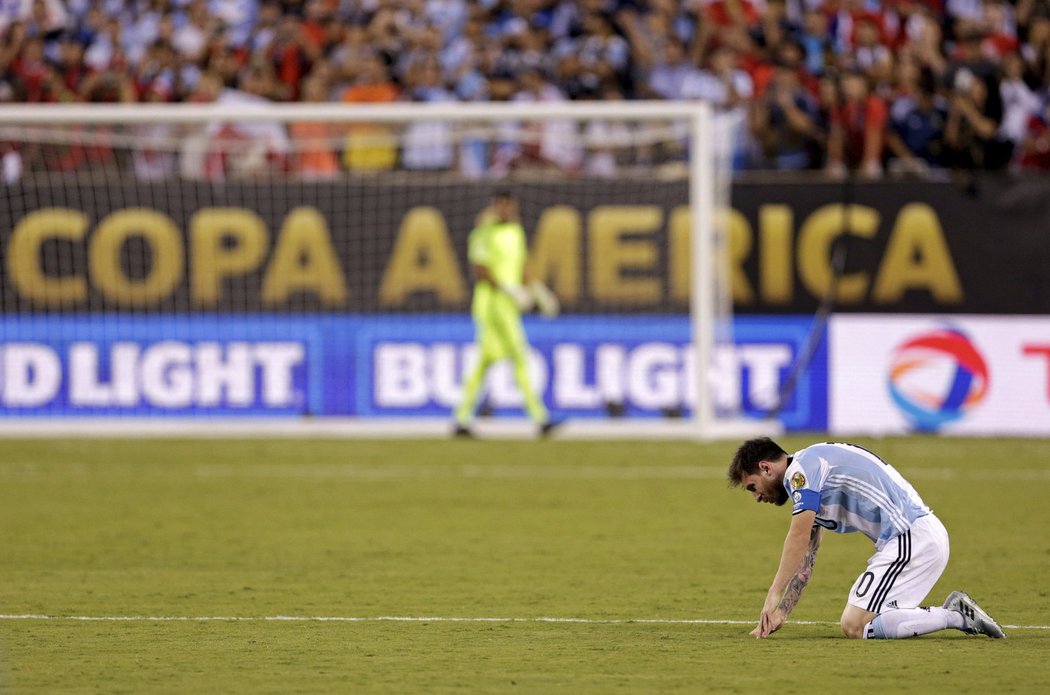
[{"xmin": 831, "ymin": 315, "xmax": 1050, "ymax": 435}]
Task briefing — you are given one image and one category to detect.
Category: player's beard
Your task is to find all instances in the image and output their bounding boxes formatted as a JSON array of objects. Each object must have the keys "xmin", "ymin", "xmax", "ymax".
[{"xmin": 771, "ymin": 485, "xmax": 789, "ymax": 506}]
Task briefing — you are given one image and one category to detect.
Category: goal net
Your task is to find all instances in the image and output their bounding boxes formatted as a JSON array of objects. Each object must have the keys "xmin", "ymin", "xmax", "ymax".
[{"xmin": 0, "ymin": 102, "xmax": 773, "ymax": 439}]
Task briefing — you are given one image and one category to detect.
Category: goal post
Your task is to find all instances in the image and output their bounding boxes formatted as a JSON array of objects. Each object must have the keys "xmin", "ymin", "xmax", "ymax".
[{"xmin": 0, "ymin": 101, "xmax": 778, "ymax": 439}]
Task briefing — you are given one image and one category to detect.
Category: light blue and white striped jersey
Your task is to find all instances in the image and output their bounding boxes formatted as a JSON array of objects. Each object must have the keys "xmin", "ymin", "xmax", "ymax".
[{"xmin": 783, "ymin": 442, "xmax": 931, "ymax": 549}]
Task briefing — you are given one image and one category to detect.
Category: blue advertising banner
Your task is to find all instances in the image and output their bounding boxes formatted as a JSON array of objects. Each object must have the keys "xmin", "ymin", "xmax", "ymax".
[
  {"xmin": 0, "ymin": 316, "xmax": 324, "ymax": 416},
  {"xmin": 0, "ymin": 315, "xmax": 827, "ymax": 429}
]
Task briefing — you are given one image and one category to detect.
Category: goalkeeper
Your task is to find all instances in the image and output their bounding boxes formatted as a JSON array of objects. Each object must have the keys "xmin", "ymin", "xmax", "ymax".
[{"xmin": 454, "ymin": 191, "xmax": 560, "ymax": 438}]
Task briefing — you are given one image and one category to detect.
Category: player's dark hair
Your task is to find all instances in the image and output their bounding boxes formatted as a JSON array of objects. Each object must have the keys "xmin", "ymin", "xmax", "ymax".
[
  {"xmin": 492, "ymin": 189, "xmax": 515, "ymax": 201},
  {"xmin": 727, "ymin": 437, "xmax": 788, "ymax": 487}
]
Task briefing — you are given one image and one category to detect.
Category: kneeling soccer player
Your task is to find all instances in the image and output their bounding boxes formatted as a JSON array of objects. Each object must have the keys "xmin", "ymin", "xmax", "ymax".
[{"xmin": 727, "ymin": 438, "xmax": 1006, "ymax": 640}]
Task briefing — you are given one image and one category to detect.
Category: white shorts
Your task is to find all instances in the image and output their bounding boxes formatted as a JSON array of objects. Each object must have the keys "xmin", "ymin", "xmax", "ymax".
[{"xmin": 846, "ymin": 514, "xmax": 950, "ymax": 614}]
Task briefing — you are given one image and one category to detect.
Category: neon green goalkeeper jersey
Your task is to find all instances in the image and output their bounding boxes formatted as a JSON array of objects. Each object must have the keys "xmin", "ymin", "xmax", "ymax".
[{"xmin": 467, "ymin": 220, "xmax": 527, "ymax": 308}]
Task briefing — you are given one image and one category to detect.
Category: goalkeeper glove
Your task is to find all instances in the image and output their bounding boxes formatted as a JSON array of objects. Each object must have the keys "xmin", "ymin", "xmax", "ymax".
[
  {"xmin": 499, "ymin": 282, "xmax": 535, "ymax": 311},
  {"xmin": 528, "ymin": 281, "xmax": 560, "ymax": 317}
]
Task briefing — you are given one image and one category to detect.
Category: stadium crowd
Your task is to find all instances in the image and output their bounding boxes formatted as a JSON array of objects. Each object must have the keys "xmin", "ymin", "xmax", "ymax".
[{"xmin": 3, "ymin": 0, "xmax": 1050, "ymax": 179}]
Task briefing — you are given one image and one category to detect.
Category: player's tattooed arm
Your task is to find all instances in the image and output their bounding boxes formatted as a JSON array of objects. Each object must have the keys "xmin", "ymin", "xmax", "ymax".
[{"xmin": 777, "ymin": 524, "xmax": 822, "ymax": 618}]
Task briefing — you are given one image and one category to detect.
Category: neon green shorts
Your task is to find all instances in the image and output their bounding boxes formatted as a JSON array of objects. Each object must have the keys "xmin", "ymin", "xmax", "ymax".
[{"xmin": 472, "ymin": 291, "xmax": 527, "ymax": 362}]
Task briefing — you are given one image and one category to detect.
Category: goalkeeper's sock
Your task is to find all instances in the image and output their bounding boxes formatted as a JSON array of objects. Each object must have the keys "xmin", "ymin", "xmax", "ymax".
[{"xmin": 863, "ymin": 607, "xmax": 964, "ymax": 639}]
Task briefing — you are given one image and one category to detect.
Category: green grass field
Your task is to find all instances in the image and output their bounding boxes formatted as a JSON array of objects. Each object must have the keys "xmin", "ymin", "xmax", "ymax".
[{"xmin": 1, "ymin": 436, "xmax": 1047, "ymax": 693}]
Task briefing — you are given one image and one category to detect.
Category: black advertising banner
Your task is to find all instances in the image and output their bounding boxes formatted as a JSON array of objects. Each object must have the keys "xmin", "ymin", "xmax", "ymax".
[
  {"xmin": 1, "ymin": 176, "xmax": 1048, "ymax": 314},
  {"xmin": 730, "ymin": 176, "xmax": 1050, "ymax": 315}
]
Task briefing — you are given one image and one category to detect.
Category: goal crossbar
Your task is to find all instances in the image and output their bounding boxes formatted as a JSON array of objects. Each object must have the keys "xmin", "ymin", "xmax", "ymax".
[{"xmin": 0, "ymin": 101, "xmax": 710, "ymax": 125}]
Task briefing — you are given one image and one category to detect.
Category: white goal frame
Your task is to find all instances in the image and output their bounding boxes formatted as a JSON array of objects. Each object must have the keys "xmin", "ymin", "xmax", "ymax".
[{"xmin": 0, "ymin": 101, "xmax": 777, "ymax": 440}]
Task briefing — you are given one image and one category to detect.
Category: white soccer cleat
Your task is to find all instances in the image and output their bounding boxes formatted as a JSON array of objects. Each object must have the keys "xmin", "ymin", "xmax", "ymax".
[{"xmin": 943, "ymin": 591, "xmax": 1006, "ymax": 638}]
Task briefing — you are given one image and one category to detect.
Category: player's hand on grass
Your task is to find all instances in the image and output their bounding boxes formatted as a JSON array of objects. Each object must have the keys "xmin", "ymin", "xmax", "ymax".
[{"xmin": 751, "ymin": 609, "xmax": 785, "ymax": 638}]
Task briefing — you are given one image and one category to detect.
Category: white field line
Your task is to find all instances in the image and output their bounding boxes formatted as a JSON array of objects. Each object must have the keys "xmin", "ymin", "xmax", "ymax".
[
  {"xmin": 184, "ymin": 464, "xmax": 1050, "ymax": 482},
  {"xmin": 2, "ymin": 462, "xmax": 1050, "ymax": 482},
  {"xmin": 0, "ymin": 615, "xmax": 1045, "ymax": 629}
]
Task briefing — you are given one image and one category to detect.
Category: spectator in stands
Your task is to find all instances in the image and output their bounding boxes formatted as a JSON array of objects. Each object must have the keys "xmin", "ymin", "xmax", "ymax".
[
  {"xmin": 799, "ymin": 6, "xmax": 833, "ymax": 77},
  {"xmin": 702, "ymin": 0, "xmax": 761, "ymax": 33},
  {"xmin": 179, "ymin": 71, "xmax": 222, "ymax": 179},
  {"xmin": 749, "ymin": 58, "xmax": 822, "ymax": 170},
  {"xmin": 366, "ymin": 4, "xmax": 408, "ymax": 70},
  {"xmin": 978, "ymin": 0, "xmax": 1020, "ymax": 60},
  {"xmin": 641, "ymin": 38, "xmax": 700, "ymax": 100},
  {"xmin": 6, "ymin": 0, "xmax": 1050, "ymax": 181},
  {"xmin": 401, "ymin": 55, "xmax": 456, "ymax": 172},
  {"xmin": 54, "ymin": 32, "xmax": 86, "ymax": 95},
  {"xmin": 573, "ymin": 12, "xmax": 632, "ymax": 97},
  {"xmin": 12, "ymin": 33, "xmax": 49, "ymax": 101},
  {"xmin": 171, "ymin": 0, "xmax": 215, "ymax": 66},
  {"xmin": 750, "ymin": 0, "xmax": 799, "ymax": 65},
  {"xmin": 80, "ymin": 62, "xmax": 136, "ymax": 104},
  {"xmin": 614, "ymin": 2, "xmax": 673, "ymax": 80},
  {"xmin": 1017, "ymin": 96, "xmax": 1050, "ymax": 169},
  {"xmin": 682, "ymin": 43, "xmax": 752, "ymax": 111},
  {"xmin": 853, "ymin": 15, "xmax": 894, "ymax": 86},
  {"xmin": 946, "ymin": 0, "xmax": 986, "ymax": 33},
  {"xmin": 69, "ymin": 3, "xmax": 105, "ymax": 48},
  {"xmin": 210, "ymin": 0, "xmax": 257, "ymax": 49},
  {"xmin": 24, "ymin": 0, "xmax": 68, "ymax": 42},
  {"xmin": 0, "ymin": 21, "xmax": 26, "ymax": 78},
  {"xmin": 442, "ymin": 6, "xmax": 486, "ymax": 93},
  {"xmin": 207, "ymin": 44, "xmax": 245, "ymax": 90},
  {"xmin": 826, "ymin": 69, "xmax": 889, "ymax": 178},
  {"xmin": 330, "ymin": 21, "xmax": 370, "ymax": 93},
  {"xmin": 581, "ymin": 83, "xmax": 635, "ymax": 178},
  {"xmin": 180, "ymin": 69, "xmax": 289, "ymax": 181},
  {"xmin": 291, "ymin": 75, "xmax": 340, "ymax": 180},
  {"xmin": 1019, "ymin": 14, "xmax": 1050, "ymax": 80},
  {"xmin": 945, "ymin": 27, "xmax": 1000, "ymax": 87},
  {"xmin": 267, "ymin": 12, "xmax": 319, "ymax": 100},
  {"xmin": 340, "ymin": 51, "xmax": 400, "ymax": 172},
  {"xmin": 682, "ymin": 43, "xmax": 754, "ymax": 170},
  {"xmin": 248, "ymin": 56, "xmax": 291, "ymax": 101},
  {"xmin": 825, "ymin": 0, "xmax": 872, "ymax": 56},
  {"xmin": 554, "ymin": 51, "xmax": 598, "ymax": 102},
  {"xmin": 943, "ymin": 67, "xmax": 1014, "ymax": 171},
  {"xmin": 252, "ymin": 0, "xmax": 282, "ymax": 55},
  {"xmin": 998, "ymin": 51, "xmax": 1043, "ymax": 156},
  {"xmin": 426, "ymin": 0, "xmax": 468, "ymax": 45},
  {"xmin": 885, "ymin": 69, "xmax": 948, "ymax": 174},
  {"xmin": 303, "ymin": 0, "xmax": 343, "ymax": 65},
  {"xmin": 492, "ymin": 16, "xmax": 549, "ymax": 80},
  {"xmin": 133, "ymin": 80, "xmax": 179, "ymax": 181},
  {"xmin": 901, "ymin": 7, "xmax": 950, "ymax": 78},
  {"xmin": 510, "ymin": 65, "xmax": 581, "ymax": 175},
  {"xmin": 85, "ymin": 16, "xmax": 129, "ymax": 73}
]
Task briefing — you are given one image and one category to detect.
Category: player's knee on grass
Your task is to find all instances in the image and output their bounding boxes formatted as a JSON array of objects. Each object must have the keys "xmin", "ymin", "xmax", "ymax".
[
  {"xmin": 840, "ymin": 618, "xmax": 865, "ymax": 639},
  {"xmin": 840, "ymin": 605, "xmax": 874, "ymax": 639}
]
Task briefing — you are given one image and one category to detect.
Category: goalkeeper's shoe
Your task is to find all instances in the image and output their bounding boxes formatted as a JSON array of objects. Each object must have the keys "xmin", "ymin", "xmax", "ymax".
[
  {"xmin": 452, "ymin": 424, "xmax": 475, "ymax": 439},
  {"xmin": 539, "ymin": 418, "xmax": 564, "ymax": 439},
  {"xmin": 943, "ymin": 591, "xmax": 1006, "ymax": 638}
]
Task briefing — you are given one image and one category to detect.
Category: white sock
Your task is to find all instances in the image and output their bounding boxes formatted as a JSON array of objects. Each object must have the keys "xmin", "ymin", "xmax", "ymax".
[{"xmin": 863, "ymin": 607, "xmax": 965, "ymax": 639}]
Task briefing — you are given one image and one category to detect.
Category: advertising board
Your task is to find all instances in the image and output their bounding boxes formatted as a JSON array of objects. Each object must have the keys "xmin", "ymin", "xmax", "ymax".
[
  {"xmin": 0, "ymin": 315, "xmax": 827, "ymax": 430},
  {"xmin": 830, "ymin": 315, "xmax": 1050, "ymax": 435}
]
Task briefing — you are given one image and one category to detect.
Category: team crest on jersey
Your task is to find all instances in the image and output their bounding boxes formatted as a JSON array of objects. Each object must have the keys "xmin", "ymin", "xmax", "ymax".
[{"xmin": 791, "ymin": 472, "xmax": 807, "ymax": 490}]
